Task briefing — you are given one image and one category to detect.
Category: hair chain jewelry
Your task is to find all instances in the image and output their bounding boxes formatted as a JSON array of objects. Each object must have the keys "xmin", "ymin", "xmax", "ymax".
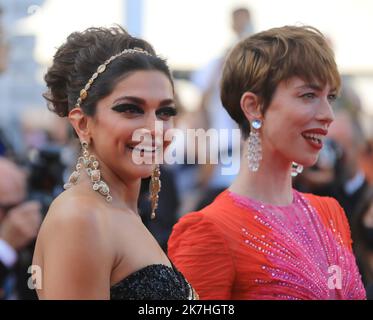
[{"xmin": 74, "ymin": 48, "xmax": 152, "ymax": 109}]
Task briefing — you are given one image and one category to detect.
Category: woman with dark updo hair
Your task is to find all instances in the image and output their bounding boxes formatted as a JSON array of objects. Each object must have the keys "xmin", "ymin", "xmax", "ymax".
[{"xmin": 32, "ymin": 26, "xmax": 198, "ymax": 300}]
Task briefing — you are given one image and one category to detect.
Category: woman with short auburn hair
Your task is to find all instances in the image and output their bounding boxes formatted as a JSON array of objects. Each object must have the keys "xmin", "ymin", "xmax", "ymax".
[{"xmin": 169, "ymin": 25, "xmax": 366, "ymax": 300}]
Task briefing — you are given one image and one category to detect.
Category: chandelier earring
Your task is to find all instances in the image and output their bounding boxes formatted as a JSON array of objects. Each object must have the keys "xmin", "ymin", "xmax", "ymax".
[
  {"xmin": 247, "ymin": 119, "xmax": 263, "ymax": 172},
  {"xmin": 149, "ymin": 164, "xmax": 161, "ymax": 219},
  {"xmin": 64, "ymin": 140, "xmax": 112, "ymax": 202}
]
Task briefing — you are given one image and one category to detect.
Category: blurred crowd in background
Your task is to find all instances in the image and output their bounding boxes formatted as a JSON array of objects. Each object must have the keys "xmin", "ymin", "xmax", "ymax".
[{"xmin": 1, "ymin": 2, "xmax": 373, "ymax": 300}]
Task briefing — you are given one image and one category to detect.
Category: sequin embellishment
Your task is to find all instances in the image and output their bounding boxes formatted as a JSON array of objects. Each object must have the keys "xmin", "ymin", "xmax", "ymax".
[{"xmin": 231, "ymin": 190, "xmax": 365, "ymax": 300}]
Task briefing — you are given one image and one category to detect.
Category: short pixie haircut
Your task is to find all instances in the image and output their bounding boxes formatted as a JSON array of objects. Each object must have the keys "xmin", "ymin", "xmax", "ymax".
[{"xmin": 220, "ymin": 25, "xmax": 341, "ymax": 138}]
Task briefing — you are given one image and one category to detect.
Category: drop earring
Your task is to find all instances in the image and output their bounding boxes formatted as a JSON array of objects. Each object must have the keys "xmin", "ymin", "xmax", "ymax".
[
  {"xmin": 247, "ymin": 119, "xmax": 262, "ymax": 172},
  {"xmin": 63, "ymin": 141, "xmax": 87, "ymax": 189},
  {"xmin": 64, "ymin": 141, "xmax": 112, "ymax": 202},
  {"xmin": 149, "ymin": 164, "xmax": 161, "ymax": 219},
  {"xmin": 291, "ymin": 162, "xmax": 304, "ymax": 177},
  {"xmin": 80, "ymin": 141, "xmax": 113, "ymax": 202},
  {"xmin": 63, "ymin": 155, "xmax": 83, "ymax": 189}
]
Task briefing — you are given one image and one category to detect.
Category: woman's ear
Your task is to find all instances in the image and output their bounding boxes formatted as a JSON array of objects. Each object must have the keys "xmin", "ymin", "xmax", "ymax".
[
  {"xmin": 240, "ymin": 92, "xmax": 262, "ymax": 123},
  {"xmin": 68, "ymin": 108, "xmax": 91, "ymax": 142}
]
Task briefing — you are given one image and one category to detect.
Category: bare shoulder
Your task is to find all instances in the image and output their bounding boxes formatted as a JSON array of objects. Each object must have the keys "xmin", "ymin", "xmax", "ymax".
[
  {"xmin": 37, "ymin": 189, "xmax": 113, "ymax": 255},
  {"xmin": 44, "ymin": 190, "xmax": 107, "ymax": 231},
  {"xmin": 34, "ymin": 190, "xmax": 113, "ymax": 299}
]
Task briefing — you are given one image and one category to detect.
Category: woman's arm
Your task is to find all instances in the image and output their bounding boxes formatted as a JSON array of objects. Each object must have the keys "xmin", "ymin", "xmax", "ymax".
[{"xmin": 168, "ymin": 212, "xmax": 235, "ymax": 299}]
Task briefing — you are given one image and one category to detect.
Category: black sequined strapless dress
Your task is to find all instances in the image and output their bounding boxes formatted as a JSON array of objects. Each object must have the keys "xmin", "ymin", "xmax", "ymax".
[{"xmin": 110, "ymin": 264, "xmax": 198, "ymax": 300}]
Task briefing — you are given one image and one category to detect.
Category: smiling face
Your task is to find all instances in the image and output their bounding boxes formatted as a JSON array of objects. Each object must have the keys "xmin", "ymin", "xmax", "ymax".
[
  {"xmin": 86, "ymin": 70, "xmax": 175, "ymax": 180},
  {"xmin": 261, "ymin": 77, "xmax": 337, "ymax": 167}
]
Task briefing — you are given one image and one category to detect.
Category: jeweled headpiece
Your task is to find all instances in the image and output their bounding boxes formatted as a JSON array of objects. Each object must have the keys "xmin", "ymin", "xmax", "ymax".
[{"xmin": 74, "ymin": 47, "xmax": 152, "ymax": 108}]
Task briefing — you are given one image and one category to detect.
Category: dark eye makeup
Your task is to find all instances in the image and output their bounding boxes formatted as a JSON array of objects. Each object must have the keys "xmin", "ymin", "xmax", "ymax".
[
  {"xmin": 112, "ymin": 104, "xmax": 144, "ymax": 114},
  {"xmin": 111, "ymin": 104, "xmax": 177, "ymax": 118},
  {"xmin": 156, "ymin": 106, "xmax": 178, "ymax": 117}
]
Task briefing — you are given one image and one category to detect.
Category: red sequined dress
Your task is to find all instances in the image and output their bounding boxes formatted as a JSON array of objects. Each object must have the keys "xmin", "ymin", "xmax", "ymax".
[{"xmin": 168, "ymin": 189, "xmax": 366, "ymax": 300}]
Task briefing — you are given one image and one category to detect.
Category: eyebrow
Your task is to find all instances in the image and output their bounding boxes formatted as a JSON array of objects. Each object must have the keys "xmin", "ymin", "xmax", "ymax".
[
  {"xmin": 113, "ymin": 96, "xmax": 175, "ymax": 106},
  {"xmin": 296, "ymin": 83, "xmax": 337, "ymax": 92}
]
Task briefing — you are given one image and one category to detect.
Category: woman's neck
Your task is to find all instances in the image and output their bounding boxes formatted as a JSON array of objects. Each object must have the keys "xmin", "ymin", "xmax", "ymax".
[{"xmin": 229, "ymin": 151, "xmax": 294, "ymax": 206}]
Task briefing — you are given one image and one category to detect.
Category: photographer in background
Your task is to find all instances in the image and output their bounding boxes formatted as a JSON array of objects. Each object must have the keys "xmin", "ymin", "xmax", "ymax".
[
  {"xmin": 294, "ymin": 137, "xmax": 344, "ymax": 197},
  {"xmin": 0, "ymin": 157, "xmax": 41, "ymax": 299},
  {"xmin": 351, "ymin": 187, "xmax": 373, "ymax": 299},
  {"xmin": 327, "ymin": 109, "xmax": 369, "ymax": 223},
  {"xmin": 27, "ymin": 144, "xmax": 67, "ymax": 215}
]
